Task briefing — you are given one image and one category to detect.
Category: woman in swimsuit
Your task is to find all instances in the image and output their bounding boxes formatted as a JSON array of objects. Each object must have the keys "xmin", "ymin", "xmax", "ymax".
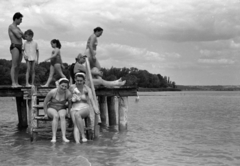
[
  {"xmin": 70, "ymin": 72, "xmax": 99, "ymax": 143},
  {"xmin": 85, "ymin": 27, "xmax": 103, "ymax": 70},
  {"xmin": 84, "ymin": 27, "xmax": 126, "ymax": 88},
  {"xmin": 43, "ymin": 78, "xmax": 72, "ymax": 143},
  {"xmin": 42, "ymin": 39, "xmax": 66, "ymax": 87}
]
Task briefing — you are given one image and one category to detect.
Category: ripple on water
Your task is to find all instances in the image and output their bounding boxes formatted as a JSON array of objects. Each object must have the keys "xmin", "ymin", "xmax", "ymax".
[{"xmin": 1, "ymin": 93, "xmax": 240, "ymax": 165}]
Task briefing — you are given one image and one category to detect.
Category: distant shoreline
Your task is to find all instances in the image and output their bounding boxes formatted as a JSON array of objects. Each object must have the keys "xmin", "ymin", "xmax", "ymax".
[
  {"xmin": 177, "ymin": 85, "xmax": 240, "ymax": 91},
  {"xmin": 138, "ymin": 86, "xmax": 240, "ymax": 91},
  {"xmin": 138, "ymin": 87, "xmax": 181, "ymax": 92}
]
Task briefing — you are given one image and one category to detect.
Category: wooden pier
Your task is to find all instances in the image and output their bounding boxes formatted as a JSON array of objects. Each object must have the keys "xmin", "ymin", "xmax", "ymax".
[{"xmin": 0, "ymin": 86, "xmax": 137, "ymax": 140}]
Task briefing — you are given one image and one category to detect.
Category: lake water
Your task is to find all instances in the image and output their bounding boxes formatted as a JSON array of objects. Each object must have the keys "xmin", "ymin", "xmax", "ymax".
[{"xmin": 1, "ymin": 91, "xmax": 240, "ymax": 166}]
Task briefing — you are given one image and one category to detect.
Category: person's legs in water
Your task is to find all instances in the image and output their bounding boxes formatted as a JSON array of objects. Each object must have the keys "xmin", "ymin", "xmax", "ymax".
[
  {"xmin": 70, "ymin": 109, "xmax": 80, "ymax": 143},
  {"xmin": 47, "ymin": 108, "xmax": 59, "ymax": 143},
  {"xmin": 58, "ymin": 109, "xmax": 70, "ymax": 143},
  {"xmin": 74, "ymin": 106, "xmax": 89, "ymax": 142}
]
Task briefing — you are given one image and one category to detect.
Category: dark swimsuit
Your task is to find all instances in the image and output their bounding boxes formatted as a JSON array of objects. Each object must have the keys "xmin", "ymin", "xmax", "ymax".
[
  {"xmin": 48, "ymin": 90, "xmax": 67, "ymax": 111},
  {"xmin": 10, "ymin": 43, "xmax": 22, "ymax": 53},
  {"xmin": 51, "ymin": 54, "xmax": 62, "ymax": 66}
]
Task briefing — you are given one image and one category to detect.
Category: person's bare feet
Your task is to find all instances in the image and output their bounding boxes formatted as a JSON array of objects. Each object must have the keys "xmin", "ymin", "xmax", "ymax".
[
  {"xmin": 26, "ymin": 84, "xmax": 32, "ymax": 87},
  {"xmin": 114, "ymin": 80, "xmax": 126, "ymax": 87},
  {"xmin": 11, "ymin": 84, "xmax": 18, "ymax": 88},
  {"xmin": 118, "ymin": 80, "xmax": 126, "ymax": 86},
  {"xmin": 51, "ymin": 138, "xmax": 56, "ymax": 143},
  {"xmin": 12, "ymin": 84, "xmax": 22, "ymax": 88},
  {"xmin": 81, "ymin": 138, "xmax": 87, "ymax": 143},
  {"xmin": 113, "ymin": 78, "xmax": 122, "ymax": 83},
  {"xmin": 62, "ymin": 137, "xmax": 70, "ymax": 143}
]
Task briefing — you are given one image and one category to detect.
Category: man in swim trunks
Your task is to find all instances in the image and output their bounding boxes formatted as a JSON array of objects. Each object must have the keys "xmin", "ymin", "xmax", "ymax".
[{"xmin": 8, "ymin": 12, "xmax": 25, "ymax": 87}]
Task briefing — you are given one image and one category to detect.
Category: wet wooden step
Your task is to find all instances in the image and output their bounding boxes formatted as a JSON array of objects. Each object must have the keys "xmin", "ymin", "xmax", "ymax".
[
  {"xmin": 32, "ymin": 127, "xmax": 73, "ymax": 132},
  {"xmin": 34, "ymin": 115, "xmax": 72, "ymax": 121},
  {"xmin": 33, "ymin": 105, "xmax": 44, "ymax": 109}
]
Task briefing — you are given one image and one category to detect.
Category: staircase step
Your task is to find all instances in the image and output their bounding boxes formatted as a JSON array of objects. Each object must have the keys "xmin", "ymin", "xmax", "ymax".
[
  {"xmin": 34, "ymin": 115, "xmax": 72, "ymax": 121},
  {"xmin": 33, "ymin": 105, "xmax": 44, "ymax": 109}
]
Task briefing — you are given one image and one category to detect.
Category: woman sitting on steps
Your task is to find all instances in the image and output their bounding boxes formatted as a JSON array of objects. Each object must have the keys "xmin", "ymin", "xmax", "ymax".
[
  {"xmin": 43, "ymin": 78, "xmax": 72, "ymax": 143},
  {"xmin": 70, "ymin": 72, "xmax": 100, "ymax": 143}
]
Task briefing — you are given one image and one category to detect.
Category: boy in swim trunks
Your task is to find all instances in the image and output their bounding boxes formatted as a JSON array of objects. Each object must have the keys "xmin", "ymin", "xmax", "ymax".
[
  {"xmin": 8, "ymin": 12, "xmax": 25, "ymax": 87},
  {"xmin": 23, "ymin": 29, "xmax": 39, "ymax": 87}
]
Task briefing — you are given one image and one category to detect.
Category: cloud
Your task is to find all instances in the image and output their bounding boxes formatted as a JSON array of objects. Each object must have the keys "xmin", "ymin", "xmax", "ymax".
[
  {"xmin": 198, "ymin": 58, "xmax": 235, "ymax": 64},
  {"xmin": 199, "ymin": 40, "xmax": 240, "ymax": 51},
  {"xmin": 1, "ymin": 0, "xmax": 239, "ymax": 85},
  {"xmin": 164, "ymin": 52, "xmax": 181, "ymax": 58},
  {"xmin": 3, "ymin": 0, "xmax": 240, "ymax": 43},
  {"xmin": 197, "ymin": 39, "xmax": 240, "ymax": 64},
  {"xmin": 98, "ymin": 43, "xmax": 165, "ymax": 67}
]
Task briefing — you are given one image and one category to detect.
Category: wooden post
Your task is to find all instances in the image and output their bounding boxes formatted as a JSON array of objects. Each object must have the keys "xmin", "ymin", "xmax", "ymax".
[
  {"xmin": 30, "ymin": 86, "xmax": 38, "ymax": 141},
  {"xmin": 26, "ymin": 99, "xmax": 32, "ymax": 133},
  {"xmin": 15, "ymin": 96, "xmax": 28, "ymax": 128},
  {"xmin": 85, "ymin": 56, "xmax": 101, "ymax": 138},
  {"xmin": 118, "ymin": 97, "xmax": 128, "ymax": 131},
  {"xmin": 85, "ymin": 117, "xmax": 93, "ymax": 140},
  {"xmin": 99, "ymin": 96, "xmax": 108, "ymax": 128},
  {"xmin": 107, "ymin": 96, "xmax": 117, "ymax": 131}
]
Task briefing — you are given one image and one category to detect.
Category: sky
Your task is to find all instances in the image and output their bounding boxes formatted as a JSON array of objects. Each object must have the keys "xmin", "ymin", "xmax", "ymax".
[{"xmin": 0, "ymin": 0, "xmax": 240, "ymax": 85}]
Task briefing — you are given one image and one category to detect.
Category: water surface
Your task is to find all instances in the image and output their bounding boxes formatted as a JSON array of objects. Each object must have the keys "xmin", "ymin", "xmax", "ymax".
[{"xmin": 1, "ymin": 91, "xmax": 240, "ymax": 166}]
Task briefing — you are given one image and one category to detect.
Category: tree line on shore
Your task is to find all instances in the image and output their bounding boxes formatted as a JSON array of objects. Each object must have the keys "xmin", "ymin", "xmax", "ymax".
[{"xmin": 0, "ymin": 59, "xmax": 177, "ymax": 88}]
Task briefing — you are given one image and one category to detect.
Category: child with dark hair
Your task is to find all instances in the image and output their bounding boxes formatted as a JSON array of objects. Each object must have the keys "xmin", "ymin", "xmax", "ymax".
[
  {"xmin": 23, "ymin": 29, "xmax": 39, "ymax": 87},
  {"xmin": 42, "ymin": 39, "xmax": 66, "ymax": 87}
]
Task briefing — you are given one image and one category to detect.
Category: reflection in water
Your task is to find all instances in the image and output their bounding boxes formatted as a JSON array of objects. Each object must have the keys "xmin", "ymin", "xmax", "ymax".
[{"xmin": 1, "ymin": 92, "xmax": 240, "ymax": 165}]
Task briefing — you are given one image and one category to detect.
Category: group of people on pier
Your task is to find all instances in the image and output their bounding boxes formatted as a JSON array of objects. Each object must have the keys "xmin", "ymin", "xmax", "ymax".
[
  {"xmin": 8, "ymin": 12, "xmax": 126, "ymax": 88},
  {"xmin": 8, "ymin": 12, "xmax": 126, "ymax": 143}
]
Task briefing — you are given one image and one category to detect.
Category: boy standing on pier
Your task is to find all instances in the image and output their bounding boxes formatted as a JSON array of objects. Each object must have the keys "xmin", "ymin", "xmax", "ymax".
[{"xmin": 23, "ymin": 29, "xmax": 39, "ymax": 87}]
